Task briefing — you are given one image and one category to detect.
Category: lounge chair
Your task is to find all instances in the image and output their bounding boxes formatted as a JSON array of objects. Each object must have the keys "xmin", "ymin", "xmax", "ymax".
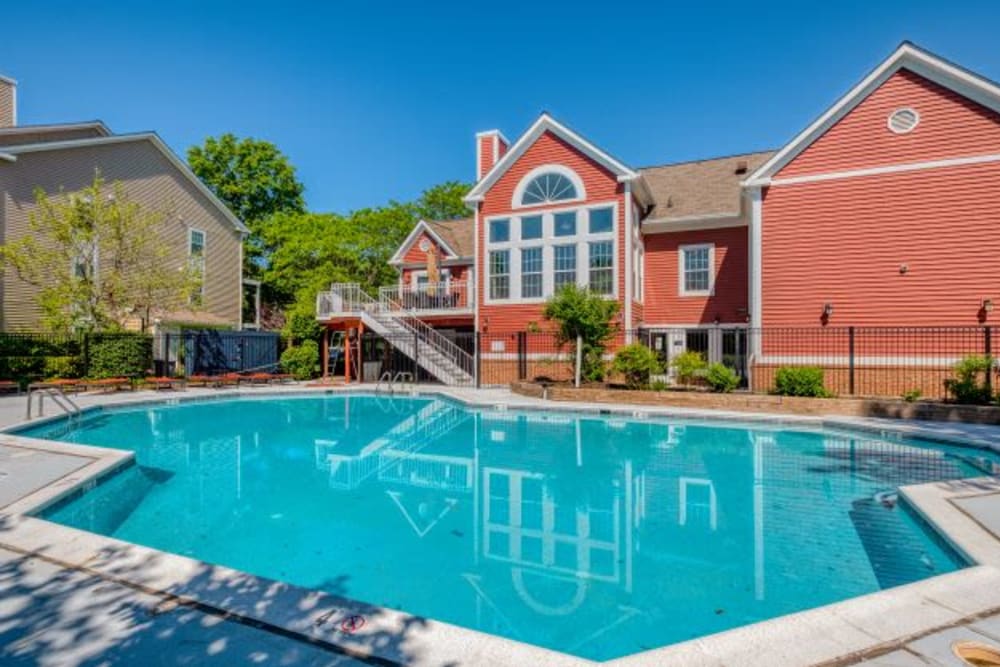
[{"xmin": 86, "ymin": 377, "xmax": 132, "ymax": 393}]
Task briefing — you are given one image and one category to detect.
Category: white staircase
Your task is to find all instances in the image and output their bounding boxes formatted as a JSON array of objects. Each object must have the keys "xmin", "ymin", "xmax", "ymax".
[{"xmin": 317, "ymin": 283, "xmax": 475, "ymax": 386}]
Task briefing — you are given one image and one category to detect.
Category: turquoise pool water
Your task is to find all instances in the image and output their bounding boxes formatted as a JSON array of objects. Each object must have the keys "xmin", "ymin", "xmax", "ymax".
[{"xmin": 21, "ymin": 394, "xmax": 1000, "ymax": 660}]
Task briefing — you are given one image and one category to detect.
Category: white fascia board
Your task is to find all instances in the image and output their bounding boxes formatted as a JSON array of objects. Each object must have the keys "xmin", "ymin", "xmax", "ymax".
[
  {"xmin": 745, "ymin": 43, "xmax": 1000, "ymax": 183},
  {"xmin": 465, "ymin": 113, "xmax": 638, "ymax": 203},
  {"xmin": 4, "ymin": 133, "xmax": 250, "ymax": 235}
]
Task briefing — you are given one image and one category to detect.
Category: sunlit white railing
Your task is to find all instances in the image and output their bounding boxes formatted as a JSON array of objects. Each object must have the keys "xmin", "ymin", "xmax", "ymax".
[
  {"xmin": 315, "ymin": 282, "xmax": 475, "ymax": 385},
  {"xmin": 378, "ymin": 280, "xmax": 473, "ymax": 313}
]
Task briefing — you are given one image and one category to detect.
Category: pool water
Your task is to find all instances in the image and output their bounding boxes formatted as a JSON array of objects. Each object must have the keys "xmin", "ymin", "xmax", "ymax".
[{"xmin": 21, "ymin": 394, "xmax": 1000, "ymax": 660}]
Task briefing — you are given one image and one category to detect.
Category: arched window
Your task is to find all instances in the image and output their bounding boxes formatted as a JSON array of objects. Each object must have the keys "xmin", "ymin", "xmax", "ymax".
[{"xmin": 520, "ymin": 172, "xmax": 578, "ymax": 205}]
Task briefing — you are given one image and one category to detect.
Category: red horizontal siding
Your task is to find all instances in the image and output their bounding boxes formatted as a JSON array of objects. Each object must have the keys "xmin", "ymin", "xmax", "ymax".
[
  {"xmin": 477, "ymin": 130, "xmax": 628, "ymax": 330},
  {"xmin": 779, "ymin": 69, "xmax": 1000, "ymax": 178},
  {"xmin": 761, "ymin": 161, "xmax": 1000, "ymax": 326},
  {"xmin": 642, "ymin": 227, "xmax": 748, "ymax": 325},
  {"xmin": 400, "ymin": 231, "xmax": 449, "ymax": 264}
]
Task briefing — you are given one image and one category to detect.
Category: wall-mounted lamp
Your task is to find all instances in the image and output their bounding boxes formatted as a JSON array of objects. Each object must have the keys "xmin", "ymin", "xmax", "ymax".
[
  {"xmin": 983, "ymin": 299, "xmax": 994, "ymax": 313},
  {"xmin": 822, "ymin": 303, "xmax": 834, "ymax": 318},
  {"xmin": 899, "ymin": 264, "xmax": 908, "ymax": 274},
  {"xmin": 713, "ymin": 315, "xmax": 721, "ymax": 325}
]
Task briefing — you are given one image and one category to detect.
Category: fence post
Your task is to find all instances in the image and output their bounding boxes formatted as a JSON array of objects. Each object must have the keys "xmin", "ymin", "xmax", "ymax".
[
  {"xmin": 848, "ymin": 326, "xmax": 856, "ymax": 396},
  {"xmin": 475, "ymin": 332, "xmax": 482, "ymax": 388},
  {"xmin": 82, "ymin": 333, "xmax": 90, "ymax": 377},
  {"xmin": 986, "ymin": 326, "xmax": 993, "ymax": 396},
  {"xmin": 517, "ymin": 332, "xmax": 527, "ymax": 381}
]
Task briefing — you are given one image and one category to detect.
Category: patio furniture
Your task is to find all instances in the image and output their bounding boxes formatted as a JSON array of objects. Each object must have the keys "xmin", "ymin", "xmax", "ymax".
[
  {"xmin": 143, "ymin": 377, "xmax": 185, "ymax": 391},
  {"xmin": 86, "ymin": 377, "xmax": 132, "ymax": 393}
]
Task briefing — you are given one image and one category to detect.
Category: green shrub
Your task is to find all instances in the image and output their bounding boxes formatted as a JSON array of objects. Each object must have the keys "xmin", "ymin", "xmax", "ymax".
[
  {"xmin": 944, "ymin": 355, "xmax": 994, "ymax": 404},
  {"xmin": 88, "ymin": 335, "xmax": 152, "ymax": 378},
  {"xmin": 650, "ymin": 379, "xmax": 668, "ymax": 392},
  {"xmin": 612, "ymin": 344, "xmax": 662, "ymax": 389},
  {"xmin": 773, "ymin": 366, "xmax": 830, "ymax": 397},
  {"xmin": 44, "ymin": 356, "xmax": 83, "ymax": 379},
  {"xmin": 705, "ymin": 362, "xmax": 740, "ymax": 393},
  {"xmin": 671, "ymin": 351, "xmax": 707, "ymax": 386},
  {"xmin": 902, "ymin": 388, "xmax": 922, "ymax": 403},
  {"xmin": 281, "ymin": 340, "xmax": 319, "ymax": 380}
]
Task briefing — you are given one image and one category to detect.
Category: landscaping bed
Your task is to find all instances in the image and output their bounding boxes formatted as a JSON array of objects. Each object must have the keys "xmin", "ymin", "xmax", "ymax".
[{"xmin": 509, "ymin": 382, "xmax": 1000, "ymax": 425}]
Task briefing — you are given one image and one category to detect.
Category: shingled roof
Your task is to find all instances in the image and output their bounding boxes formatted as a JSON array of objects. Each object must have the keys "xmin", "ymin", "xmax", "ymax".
[
  {"xmin": 639, "ymin": 150, "xmax": 775, "ymax": 221},
  {"xmin": 426, "ymin": 218, "xmax": 474, "ymax": 258}
]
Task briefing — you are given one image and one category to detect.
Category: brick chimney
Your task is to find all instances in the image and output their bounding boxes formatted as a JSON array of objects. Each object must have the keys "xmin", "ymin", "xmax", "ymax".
[
  {"xmin": 476, "ymin": 130, "xmax": 509, "ymax": 179},
  {"xmin": 0, "ymin": 75, "xmax": 16, "ymax": 128}
]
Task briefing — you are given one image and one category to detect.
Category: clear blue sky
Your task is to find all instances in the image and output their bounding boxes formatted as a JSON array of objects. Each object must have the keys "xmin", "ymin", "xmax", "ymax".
[{"xmin": 1, "ymin": 1, "xmax": 998, "ymax": 213}]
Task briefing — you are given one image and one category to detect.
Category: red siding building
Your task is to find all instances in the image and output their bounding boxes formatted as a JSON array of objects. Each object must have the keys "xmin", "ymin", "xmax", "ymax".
[{"xmin": 318, "ymin": 42, "xmax": 1000, "ymax": 387}]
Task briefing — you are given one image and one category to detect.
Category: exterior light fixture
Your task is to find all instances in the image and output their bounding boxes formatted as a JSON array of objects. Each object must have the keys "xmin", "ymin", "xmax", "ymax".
[
  {"xmin": 983, "ymin": 299, "xmax": 995, "ymax": 313},
  {"xmin": 822, "ymin": 303, "xmax": 834, "ymax": 318}
]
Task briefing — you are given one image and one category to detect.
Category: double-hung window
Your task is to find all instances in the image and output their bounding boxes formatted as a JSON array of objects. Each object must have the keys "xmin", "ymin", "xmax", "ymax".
[
  {"xmin": 553, "ymin": 244, "xmax": 577, "ymax": 290},
  {"xmin": 489, "ymin": 250, "xmax": 510, "ymax": 300},
  {"xmin": 588, "ymin": 241, "xmax": 614, "ymax": 295},
  {"xmin": 189, "ymin": 229, "xmax": 206, "ymax": 306},
  {"xmin": 680, "ymin": 244, "xmax": 713, "ymax": 296},
  {"xmin": 521, "ymin": 247, "xmax": 543, "ymax": 298}
]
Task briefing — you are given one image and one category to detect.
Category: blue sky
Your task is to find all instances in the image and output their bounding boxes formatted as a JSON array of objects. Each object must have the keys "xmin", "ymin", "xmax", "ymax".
[{"xmin": 1, "ymin": 1, "xmax": 998, "ymax": 213}]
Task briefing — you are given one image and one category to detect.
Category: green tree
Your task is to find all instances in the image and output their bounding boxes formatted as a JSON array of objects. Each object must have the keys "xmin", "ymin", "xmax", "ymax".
[
  {"xmin": 415, "ymin": 181, "xmax": 472, "ymax": 221},
  {"xmin": 187, "ymin": 134, "xmax": 305, "ymax": 272},
  {"xmin": 543, "ymin": 285, "xmax": 620, "ymax": 382},
  {"xmin": 0, "ymin": 175, "xmax": 199, "ymax": 332}
]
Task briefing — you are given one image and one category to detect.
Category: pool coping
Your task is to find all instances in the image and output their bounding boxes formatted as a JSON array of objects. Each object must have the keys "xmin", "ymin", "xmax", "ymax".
[{"xmin": 1, "ymin": 385, "xmax": 999, "ymax": 666}]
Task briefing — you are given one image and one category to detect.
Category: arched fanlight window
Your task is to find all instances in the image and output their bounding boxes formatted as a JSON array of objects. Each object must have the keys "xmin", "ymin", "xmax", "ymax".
[{"xmin": 520, "ymin": 172, "xmax": 579, "ymax": 205}]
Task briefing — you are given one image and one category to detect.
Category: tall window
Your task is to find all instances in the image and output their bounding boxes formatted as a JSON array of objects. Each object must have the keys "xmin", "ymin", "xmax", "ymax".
[
  {"xmin": 520, "ymin": 172, "xmax": 578, "ymax": 206},
  {"xmin": 489, "ymin": 250, "xmax": 510, "ymax": 299},
  {"xmin": 553, "ymin": 244, "xmax": 576, "ymax": 290},
  {"xmin": 680, "ymin": 244, "xmax": 713, "ymax": 296},
  {"xmin": 521, "ymin": 247, "xmax": 543, "ymax": 298},
  {"xmin": 589, "ymin": 241, "xmax": 613, "ymax": 295},
  {"xmin": 189, "ymin": 229, "xmax": 206, "ymax": 306}
]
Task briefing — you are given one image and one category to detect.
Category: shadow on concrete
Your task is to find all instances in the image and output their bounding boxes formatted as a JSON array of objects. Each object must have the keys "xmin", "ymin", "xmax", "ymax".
[{"xmin": 0, "ymin": 517, "xmax": 436, "ymax": 667}]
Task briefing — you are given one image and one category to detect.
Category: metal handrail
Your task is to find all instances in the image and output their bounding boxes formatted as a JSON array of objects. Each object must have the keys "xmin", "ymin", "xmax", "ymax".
[
  {"xmin": 378, "ymin": 280, "xmax": 473, "ymax": 312},
  {"xmin": 26, "ymin": 386, "xmax": 82, "ymax": 420},
  {"xmin": 323, "ymin": 283, "xmax": 474, "ymax": 383}
]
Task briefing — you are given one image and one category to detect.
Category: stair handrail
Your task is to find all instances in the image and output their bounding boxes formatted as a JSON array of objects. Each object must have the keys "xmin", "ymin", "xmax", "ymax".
[{"xmin": 329, "ymin": 282, "xmax": 473, "ymax": 383}]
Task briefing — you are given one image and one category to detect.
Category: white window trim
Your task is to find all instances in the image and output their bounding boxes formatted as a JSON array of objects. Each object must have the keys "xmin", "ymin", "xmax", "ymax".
[
  {"xmin": 189, "ymin": 227, "xmax": 207, "ymax": 304},
  {"xmin": 510, "ymin": 164, "xmax": 587, "ymax": 210},
  {"xmin": 487, "ymin": 249, "xmax": 512, "ymax": 301},
  {"xmin": 678, "ymin": 243, "xmax": 715, "ymax": 297},
  {"xmin": 483, "ymin": 200, "xmax": 618, "ymax": 305}
]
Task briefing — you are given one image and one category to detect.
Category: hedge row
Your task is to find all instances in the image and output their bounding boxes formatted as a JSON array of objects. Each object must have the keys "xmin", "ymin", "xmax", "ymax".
[{"xmin": 0, "ymin": 334, "xmax": 153, "ymax": 383}]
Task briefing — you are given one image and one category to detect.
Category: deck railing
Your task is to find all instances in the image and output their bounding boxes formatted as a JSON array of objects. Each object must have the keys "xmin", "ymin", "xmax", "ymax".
[{"xmin": 378, "ymin": 280, "xmax": 473, "ymax": 313}]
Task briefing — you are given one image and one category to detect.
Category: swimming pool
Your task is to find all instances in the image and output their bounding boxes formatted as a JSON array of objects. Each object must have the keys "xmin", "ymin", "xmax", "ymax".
[{"xmin": 19, "ymin": 393, "xmax": 1000, "ymax": 661}]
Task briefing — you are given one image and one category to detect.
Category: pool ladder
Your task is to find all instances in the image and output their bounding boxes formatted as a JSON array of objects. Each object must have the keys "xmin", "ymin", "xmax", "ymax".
[
  {"xmin": 374, "ymin": 371, "xmax": 414, "ymax": 395},
  {"xmin": 25, "ymin": 386, "xmax": 82, "ymax": 421}
]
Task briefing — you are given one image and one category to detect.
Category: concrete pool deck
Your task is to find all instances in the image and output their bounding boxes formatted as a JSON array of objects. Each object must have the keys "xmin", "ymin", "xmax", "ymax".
[{"xmin": 1, "ymin": 384, "xmax": 1000, "ymax": 666}]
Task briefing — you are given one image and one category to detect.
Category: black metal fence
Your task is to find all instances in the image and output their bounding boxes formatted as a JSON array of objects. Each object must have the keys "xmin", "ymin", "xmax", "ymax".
[
  {"xmin": 0, "ymin": 330, "xmax": 281, "ymax": 384},
  {"xmin": 344, "ymin": 326, "xmax": 998, "ymax": 401}
]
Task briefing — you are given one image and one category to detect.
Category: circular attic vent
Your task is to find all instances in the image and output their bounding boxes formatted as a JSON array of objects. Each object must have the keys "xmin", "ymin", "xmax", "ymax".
[{"xmin": 888, "ymin": 107, "xmax": 920, "ymax": 134}]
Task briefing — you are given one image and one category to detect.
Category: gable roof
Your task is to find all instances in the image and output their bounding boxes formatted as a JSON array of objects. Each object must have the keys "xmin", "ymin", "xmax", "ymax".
[
  {"xmin": 464, "ymin": 113, "xmax": 651, "ymax": 204},
  {"xmin": 389, "ymin": 218, "xmax": 474, "ymax": 265},
  {"xmin": 746, "ymin": 42, "xmax": 1000, "ymax": 184},
  {"xmin": 426, "ymin": 218, "xmax": 474, "ymax": 258},
  {"xmin": 639, "ymin": 150, "xmax": 776, "ymax": 222},
  {"xmin": 0, "ymin": 132, "xmax": 249, "ymax": 235}
]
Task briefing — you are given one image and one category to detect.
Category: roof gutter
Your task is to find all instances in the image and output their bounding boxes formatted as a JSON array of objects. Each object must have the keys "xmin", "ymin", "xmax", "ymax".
[{"xmin": 0, "ymin": 152, "xmax": 15, "ymax": 163}]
